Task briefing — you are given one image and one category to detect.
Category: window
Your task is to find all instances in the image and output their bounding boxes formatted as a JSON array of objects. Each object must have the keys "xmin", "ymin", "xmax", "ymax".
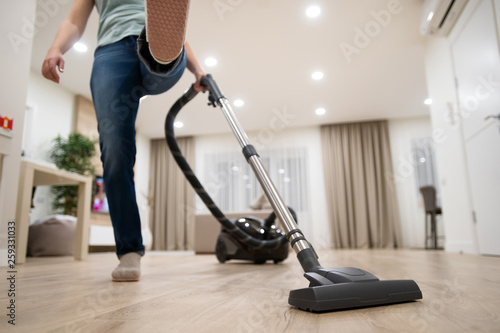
[
  {"xmin": 198, "ymin": 148, "xmax": 309, "ymax": 214},
  {"xmin": 412, "ymin": 137, "xmax": 440, "ymax": 204}
]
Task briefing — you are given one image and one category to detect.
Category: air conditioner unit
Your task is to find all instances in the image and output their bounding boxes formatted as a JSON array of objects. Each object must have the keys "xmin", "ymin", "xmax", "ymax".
[{"xmin": 420, "ymin": 0, "xmax": 469, "ymax": 36}]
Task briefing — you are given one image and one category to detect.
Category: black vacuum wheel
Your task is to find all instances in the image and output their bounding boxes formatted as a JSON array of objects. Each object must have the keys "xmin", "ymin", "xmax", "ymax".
[{"xmin": 215, "ymin": 239, "xmax": 227, "ymax": 263}]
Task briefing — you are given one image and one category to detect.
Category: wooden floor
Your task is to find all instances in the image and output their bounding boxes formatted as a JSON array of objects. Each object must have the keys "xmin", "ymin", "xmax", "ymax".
[{"xmin": 1, "ymin": 249, "xmax": 499, "ymax": 332}]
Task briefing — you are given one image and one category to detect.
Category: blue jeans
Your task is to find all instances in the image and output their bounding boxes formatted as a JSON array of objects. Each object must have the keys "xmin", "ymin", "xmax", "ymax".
[{"xmin": 90, "ymin": 36, "xmax": 187, "ymax": 256}]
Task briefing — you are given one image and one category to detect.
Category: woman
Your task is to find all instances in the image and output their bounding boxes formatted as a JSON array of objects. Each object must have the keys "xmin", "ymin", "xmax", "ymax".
[{"xmin": 42, "ymin": 0, "xmax": 205, "ymax": 281}]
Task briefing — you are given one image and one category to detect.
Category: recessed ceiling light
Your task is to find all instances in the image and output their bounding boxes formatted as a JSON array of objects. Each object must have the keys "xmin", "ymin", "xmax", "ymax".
[
  {"xmin": 204, "ymin": 57, "xmax": 217, "ymax": 67},
  {"xmin": 233, "ymin": 99, "xmax": 244, "ymax": 107},
  {"xmin": 315, "ymin": 107, "xmax": 326, "ymax": 116},
  {"xmin": 311, "ymin": 71, "xmax": 324, "ymax": 80},
  {"xmin": 424, "ymin": 98, "xmax": 432, "ymax": 105},
  {"xmin": 73, "ymin": 42, "xmax": 88, "ymax": 53},
  {"xmin": 174, "ymin": 121, "xmax": 184, "ymax": 128},
  {"xmin": 427, "ymin": 11, "xmax": 434, "ymax": 22},
  {"xmin": 305, "ymin": 5, "xmax": 321, "ymax": 18}
]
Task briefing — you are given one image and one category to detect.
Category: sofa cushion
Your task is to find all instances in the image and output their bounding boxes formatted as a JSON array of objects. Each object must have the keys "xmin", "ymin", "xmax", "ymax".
[{"xmin": 27, "ymin": 215, "xmax": 76, "ymax": 257}]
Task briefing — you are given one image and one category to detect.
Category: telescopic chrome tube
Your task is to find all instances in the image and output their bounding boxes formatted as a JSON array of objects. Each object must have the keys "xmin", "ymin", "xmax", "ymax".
[
  {"xmin": 219, "ymin": 98, "xmax": 251, "ymax": 148},
  {"xmin": 218, "ymin": 97, "xmax": 310, "ymax": 254}
]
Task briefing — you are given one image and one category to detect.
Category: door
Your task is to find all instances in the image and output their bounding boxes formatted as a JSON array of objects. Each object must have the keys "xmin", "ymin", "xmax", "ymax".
[{"xmin": 451, "ymin": 0, "xmax": 500, "ymax": 255}]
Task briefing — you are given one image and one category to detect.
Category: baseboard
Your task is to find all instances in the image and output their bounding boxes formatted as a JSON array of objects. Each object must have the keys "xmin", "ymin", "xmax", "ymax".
[{"xmin": 445, "ymin": 241, "xmax": 478, "ymax": 254}]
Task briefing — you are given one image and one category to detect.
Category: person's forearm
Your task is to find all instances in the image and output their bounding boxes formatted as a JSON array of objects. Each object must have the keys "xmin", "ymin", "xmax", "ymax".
[
  {"xmin": 48, "ymin": 0, "xmax": 94, "ymax": 54},
  {"xmin": 41, "ymin": 0, "xmax": 93, "ymax": 83},
  {"xmin": 185, "ymin": 42, "xmax": 205, "ymax": 76},
  {"xmin": 184, "ymin": 42, "xmax": 206, "ymax": 92},
  {"xmin": 49, "ymin": 20, "xmax": 84, "ymax": 54}
]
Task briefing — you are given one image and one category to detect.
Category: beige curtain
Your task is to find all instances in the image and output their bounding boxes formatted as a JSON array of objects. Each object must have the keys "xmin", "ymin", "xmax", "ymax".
[
  {"xmin": 320, "ymin": 120, "xmax": 402, "ymax": 248},
  {"xmin": 149, "ymin": 137, "xmax": 195, "ymax": 250}
]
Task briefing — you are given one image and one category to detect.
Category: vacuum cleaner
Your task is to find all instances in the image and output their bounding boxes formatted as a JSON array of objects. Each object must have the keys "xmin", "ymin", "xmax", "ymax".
[
  {"xmin": 164, "ymin": 74, "xmax": 423, "ymax": 312},
  {"xmin": 215, "ymin": 208, "xmax": 297, "ymax": 264}
]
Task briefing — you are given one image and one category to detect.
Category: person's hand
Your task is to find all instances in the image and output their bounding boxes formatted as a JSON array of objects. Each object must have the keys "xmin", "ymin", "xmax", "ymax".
[
  {"xmin": 42, "ymin": 49, "xmax": 65, "ymax": 83},
  {"xmin": 193, "ymin": 71, "xmax": 207, "ymax": 92}
]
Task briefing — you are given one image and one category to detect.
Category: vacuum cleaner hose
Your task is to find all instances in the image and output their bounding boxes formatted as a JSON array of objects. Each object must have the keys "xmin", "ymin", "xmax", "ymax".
[{"xmin": 164, "ymin": 85, "xmax": 288, "ymax": 250}]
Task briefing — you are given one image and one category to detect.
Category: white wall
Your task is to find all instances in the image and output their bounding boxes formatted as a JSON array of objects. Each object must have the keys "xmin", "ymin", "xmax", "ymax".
[
  {"xmin": 25, "ymin": 70, "xmax": 76, "ymax": 223},
  {"xmin": 25, "ymin": 71, "xmax": 75, "ymax": 161},
  {"xmin": 496, "ymin": 0, "xmax": 500, "ymax": 38},
  {"xmin": 0, "ymin": 1, "xmax": 37, "ymax": 266},
  {"xmin": 388, "ymin": 116, "xmax": 440, "ymax": 249},
  {"xmin": 422, "ymin": 6, "xmax": 479, "ymax": 254},
  {"xmin": 135, "ymin": 132, "xmax": 152, "ymax": 248}
]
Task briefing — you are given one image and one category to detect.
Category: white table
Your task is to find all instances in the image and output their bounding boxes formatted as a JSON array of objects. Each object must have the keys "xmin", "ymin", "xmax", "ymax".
[{"xmin": 14, "ymin": 160, "xmax": 92, "ymax": 264}]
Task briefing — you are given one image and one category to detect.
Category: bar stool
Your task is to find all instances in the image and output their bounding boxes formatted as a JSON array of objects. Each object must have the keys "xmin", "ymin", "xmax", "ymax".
[{"xmin": 419, "ymin": 186, "xmax": 443, "ymax": 249}]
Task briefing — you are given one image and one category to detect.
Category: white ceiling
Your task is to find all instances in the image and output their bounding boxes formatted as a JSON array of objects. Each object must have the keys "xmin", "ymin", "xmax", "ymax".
[{"xmin": 30, "ymin": 0, "xmax": 429, "ymax": 139}]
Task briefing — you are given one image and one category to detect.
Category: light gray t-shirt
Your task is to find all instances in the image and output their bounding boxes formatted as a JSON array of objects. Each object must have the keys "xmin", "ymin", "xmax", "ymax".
[{"xmin": 94, "ymin": 0, "xmax": 145, "ymax": 47}]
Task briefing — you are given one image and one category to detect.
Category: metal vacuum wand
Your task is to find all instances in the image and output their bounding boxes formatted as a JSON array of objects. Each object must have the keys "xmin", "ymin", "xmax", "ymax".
[{"xmin": 200, "ymin": 75, "xmax": 322, "ymax": 273}]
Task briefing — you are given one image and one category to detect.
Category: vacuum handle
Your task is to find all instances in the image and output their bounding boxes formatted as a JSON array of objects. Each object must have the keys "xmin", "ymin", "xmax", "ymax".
[{"xmin": 200, "ymin": 74, "xmax": 225, "ymax": 103}]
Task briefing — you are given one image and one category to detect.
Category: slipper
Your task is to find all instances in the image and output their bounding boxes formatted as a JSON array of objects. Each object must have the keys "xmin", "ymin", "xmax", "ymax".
[{"xmin": 111, "ymin": 252, "xmax": 141, "ymax": 282}]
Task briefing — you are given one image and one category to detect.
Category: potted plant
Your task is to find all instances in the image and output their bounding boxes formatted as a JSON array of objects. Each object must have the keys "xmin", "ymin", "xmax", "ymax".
[{"xmin": 50, "ymin": 132, "xmax": 97, "ymax": 216}]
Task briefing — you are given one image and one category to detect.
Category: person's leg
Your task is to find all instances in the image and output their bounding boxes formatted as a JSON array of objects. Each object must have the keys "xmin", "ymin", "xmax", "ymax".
[
  {"xmin": 140, "ymin": 45, "xmax": 187, "ymax": 95},
  {"xmin": 91, "ymin": 36, "xmax": 146, "ymax": 280},
  {"xmin": 90, "ymin": 36, "xmax": 187, "ymax": 281}
]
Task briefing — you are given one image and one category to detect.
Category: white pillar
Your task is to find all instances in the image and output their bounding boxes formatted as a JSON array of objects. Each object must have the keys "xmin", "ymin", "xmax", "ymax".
[{"xmin": 0, "ymin": 0, "xmax": 37, "ymax": 265}]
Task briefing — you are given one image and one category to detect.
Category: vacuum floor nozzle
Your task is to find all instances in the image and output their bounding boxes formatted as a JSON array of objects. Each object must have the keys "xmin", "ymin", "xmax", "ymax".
[{"xmin": 288, "ymin": 267, "xmax": 422, "ymax": 312}]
